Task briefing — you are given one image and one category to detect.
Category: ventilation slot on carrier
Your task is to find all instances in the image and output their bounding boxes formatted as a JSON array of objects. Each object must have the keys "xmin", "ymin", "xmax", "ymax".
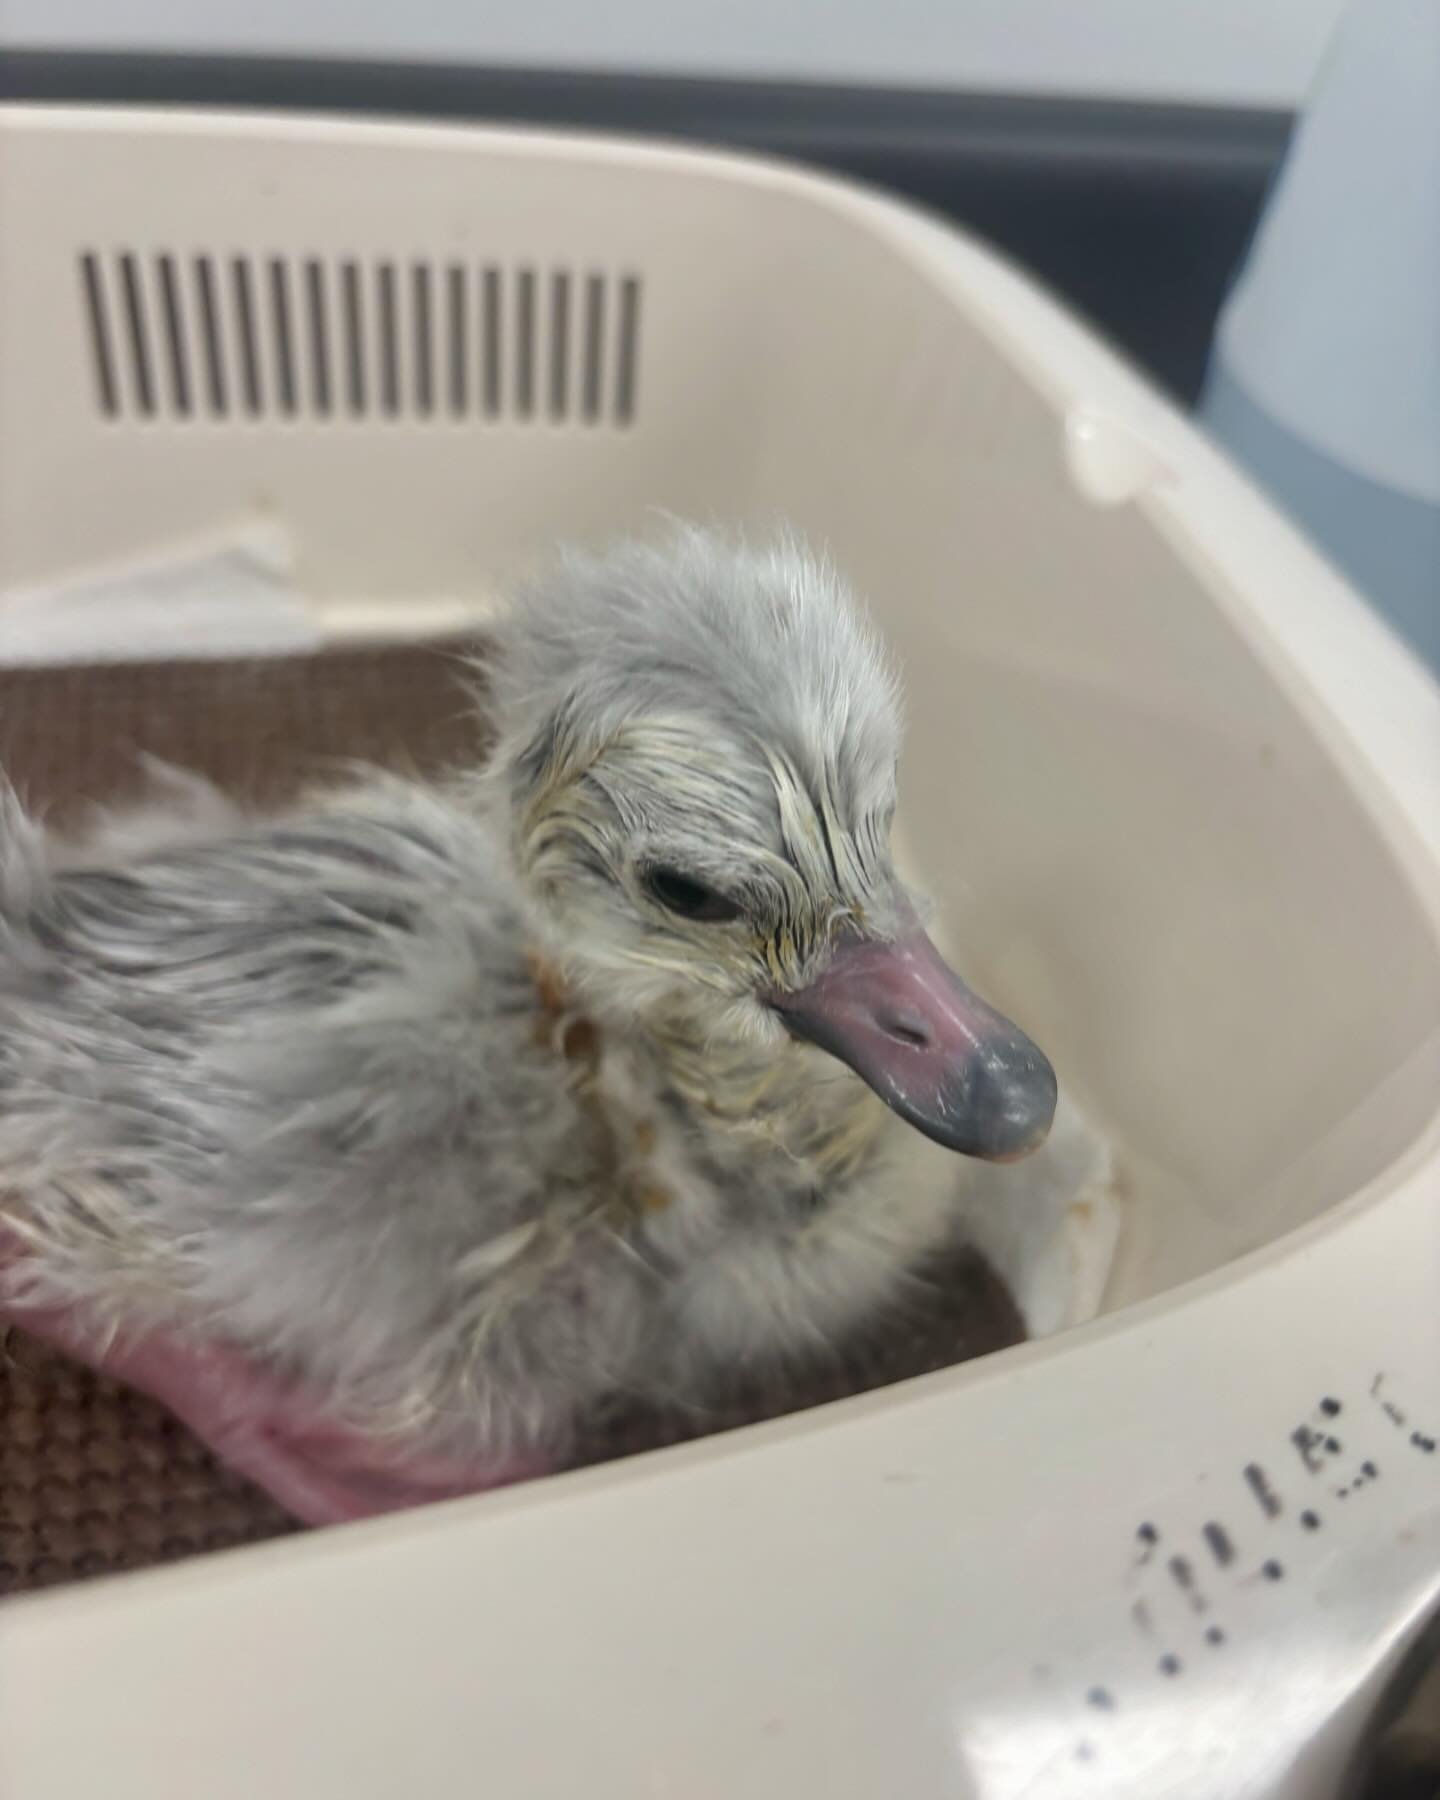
[{"xmin": 77, "ymin": 251, "xmax": 643, "ymax": 428}]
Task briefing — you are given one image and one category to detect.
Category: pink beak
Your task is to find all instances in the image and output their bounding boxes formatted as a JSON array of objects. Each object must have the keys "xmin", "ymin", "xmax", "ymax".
[{"xmin": 770, "ymin": 929, "xmax": 1056, "ymax": 1160}]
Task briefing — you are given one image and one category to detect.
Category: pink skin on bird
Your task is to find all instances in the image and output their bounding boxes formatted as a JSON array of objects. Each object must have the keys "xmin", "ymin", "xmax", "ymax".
[{"xmin": 0, "ymin": 1235, "xmax": 546, "ymax": 1526}]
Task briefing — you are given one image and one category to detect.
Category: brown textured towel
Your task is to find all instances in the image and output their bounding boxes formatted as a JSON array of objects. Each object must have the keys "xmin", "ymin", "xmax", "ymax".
[{"xmin": 0, "ymin": 646, "xmax": 1022, "ymax": 1597}]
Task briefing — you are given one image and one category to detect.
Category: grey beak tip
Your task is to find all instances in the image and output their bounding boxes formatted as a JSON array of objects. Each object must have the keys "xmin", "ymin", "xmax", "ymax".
[
  {"xmin": 981, "ymin": 1049, "xmax": 1059, "ymax": 1157},
  {"xmin": 920, "ymin": 1041, "xmax": 1057, "ymax": 1159}
]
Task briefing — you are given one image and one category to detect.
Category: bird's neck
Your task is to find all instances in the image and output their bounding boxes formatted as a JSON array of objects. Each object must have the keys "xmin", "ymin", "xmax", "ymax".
[
  {"xmin": 645, "ymin": 1009, "xmax": 890, "ymax": 1188},
  {"xmin": 524, "ymin": 946, "xmax": 887, "ymax": 1190}
]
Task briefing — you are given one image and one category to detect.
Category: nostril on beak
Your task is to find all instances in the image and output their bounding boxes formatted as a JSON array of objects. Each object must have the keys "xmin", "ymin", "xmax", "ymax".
[{"xmin": 877, "ymin": 1008, "xmax": 934, "ymax": 1050}]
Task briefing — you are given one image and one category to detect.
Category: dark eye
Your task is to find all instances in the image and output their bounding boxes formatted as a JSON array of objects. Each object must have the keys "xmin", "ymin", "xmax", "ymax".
[{"xmin": 642, "ymin": 865, "xmax": 743, "ymax": 924}]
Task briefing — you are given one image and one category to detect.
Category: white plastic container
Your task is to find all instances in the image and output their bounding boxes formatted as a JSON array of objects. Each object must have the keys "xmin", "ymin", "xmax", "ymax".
[{"xmin": 0, "ymin": 107, "xmax": 1437, "ymax": 1800}]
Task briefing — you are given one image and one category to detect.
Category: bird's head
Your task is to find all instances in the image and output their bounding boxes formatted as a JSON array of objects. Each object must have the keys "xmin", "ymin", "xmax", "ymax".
[{"xmin": 485, "ymin": 530, "xmax": 1055, "ymax": 1161}]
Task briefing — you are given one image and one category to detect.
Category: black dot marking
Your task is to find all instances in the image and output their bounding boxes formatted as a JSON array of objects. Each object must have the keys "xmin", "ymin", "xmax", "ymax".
[
  {"xmin": 1411, "ymin": 1432, "xmax": 1436, "ymax": 1455},
  {"xmin": 1203, "ymin": 1522, "xmax": 1236, "ymax": 1567},
  {"xmin": 1086, "ymin": 1687, "xmax": 1116, "ymax": 1712},
  {"xmin": 1362, "ymin": 1460, "xmax": 1378, "ymax": 1480},
  {"xmin": 1337, "ymin": 1487, "xmax": 1350, "ymax": 1500},
  {"xmin": 1168, "ymin": 1555, "xmax": 1206, "ymax": 1613},
  {"xmin": 1383, "ymin": 1401, "xmax": 1407, "ymax": 1427},
  {"xmin": 1301, "ymin": 1510, "xmax": 1321, "ymax": 1531},
  {"xmin": 1244, "ymin": 1463, "xmax": 1282, "ymax": 1518},
  {"xmin": 1291, "ymin": 1426, "xmax": 1325, "ymax": 1473},
  {"xmin": 1158, "ymin": 1655, "xmax": 1182, "ymax": 1678},
  {"xmin": 1320, "ymin": 1397, "xmax": 1341, "ymax": 1417},
  {"xmin": 1205, "ymin": 1626, "xmax": 1226, "ymax": 1647},
  {"xmin": 1137, "ymin": 1522, "xmax": 1159, "ymax": 1545},
  {"xmin": 1324, "ymin": 1437, "xmax": 1342, "ymax": 1455},
  {"xmin": 1262, "ymin": 1560, "xmax": 1285, "ymax": 1581}
]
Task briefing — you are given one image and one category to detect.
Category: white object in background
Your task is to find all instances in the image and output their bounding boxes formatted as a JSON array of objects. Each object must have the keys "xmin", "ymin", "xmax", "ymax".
[
  {"xmin": 1202, "ymin": 0, "xmax": 1440, "ymax": 670},
  {"xmin": 0, "ymin": 523, "xmax": 499, "ymax": 664},
  {"xmin": 0, "ymin": 521, "xmax": 320, "ymax": 663}
]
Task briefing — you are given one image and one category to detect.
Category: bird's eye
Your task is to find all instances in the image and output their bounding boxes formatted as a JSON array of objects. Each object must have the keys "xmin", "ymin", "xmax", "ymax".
[{"xmin": 642, "ymin": 865, "xmax": 743, "ymax": 924}]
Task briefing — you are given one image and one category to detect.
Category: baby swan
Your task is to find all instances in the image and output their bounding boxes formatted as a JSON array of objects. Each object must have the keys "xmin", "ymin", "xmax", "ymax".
[{"xmin": 0, "ymin": 531, "xmax": 1057, "ymax": 1522}]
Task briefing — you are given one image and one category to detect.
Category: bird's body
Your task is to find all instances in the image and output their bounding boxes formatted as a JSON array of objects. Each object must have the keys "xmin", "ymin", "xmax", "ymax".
[
  {"xmin": 0, "ymin": 771, "xmax": 955, "ymax": 1462},
  {"xmin": 0, "ymin": 532, "xmax": 1106, "ymax": 1522}
]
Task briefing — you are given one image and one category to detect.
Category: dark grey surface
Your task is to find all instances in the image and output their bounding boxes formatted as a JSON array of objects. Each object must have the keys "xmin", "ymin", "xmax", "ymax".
[{"xmin": 0, "ymin": 52, "xmax": 1292, "ymax": 403}]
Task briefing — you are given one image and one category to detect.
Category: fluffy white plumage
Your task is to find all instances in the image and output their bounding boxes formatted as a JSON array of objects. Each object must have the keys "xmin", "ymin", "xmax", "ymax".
[{"xmin": 0, "ymin": 529, "xmax": 1113, "ymax": 1519}]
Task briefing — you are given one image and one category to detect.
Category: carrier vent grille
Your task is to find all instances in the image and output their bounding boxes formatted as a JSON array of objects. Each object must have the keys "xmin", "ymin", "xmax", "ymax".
[{"xmin": 78, "ymin": 252, "xmax": 643, "ymax": 427}]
